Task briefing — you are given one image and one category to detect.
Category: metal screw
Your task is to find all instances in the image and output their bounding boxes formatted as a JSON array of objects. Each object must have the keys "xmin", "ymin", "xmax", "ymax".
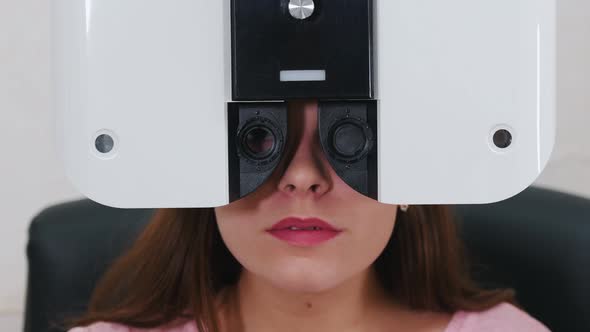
[{"xmin": 289, "ymin": 0, "xmax": 315, "ymax": 20}]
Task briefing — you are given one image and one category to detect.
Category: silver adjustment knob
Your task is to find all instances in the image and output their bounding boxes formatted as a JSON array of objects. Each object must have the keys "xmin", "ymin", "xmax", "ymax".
[{"xmin": 289, "ymin": 0, "xmax": 315, "ymax": 20}]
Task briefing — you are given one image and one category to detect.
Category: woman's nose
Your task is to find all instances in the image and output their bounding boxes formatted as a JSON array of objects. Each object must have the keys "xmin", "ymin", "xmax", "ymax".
[{"xmin": 275, "ymin": 101, "xmax": 332, "ymax": 199}]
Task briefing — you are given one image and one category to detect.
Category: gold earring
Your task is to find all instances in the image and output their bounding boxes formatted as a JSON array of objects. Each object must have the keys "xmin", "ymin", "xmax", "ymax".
[{"xmin": 399, "ymin": 205, "xmax": 409, "ymax": 213}]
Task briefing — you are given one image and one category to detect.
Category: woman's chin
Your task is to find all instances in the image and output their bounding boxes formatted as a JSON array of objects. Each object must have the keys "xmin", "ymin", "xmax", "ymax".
[
  {"xmin": 265, "ymin": 267, "xmax": 343, "ymax": 294},
  {"xmin": 273, "ymin": 279, "xmax": 335, "ymax": 294}
]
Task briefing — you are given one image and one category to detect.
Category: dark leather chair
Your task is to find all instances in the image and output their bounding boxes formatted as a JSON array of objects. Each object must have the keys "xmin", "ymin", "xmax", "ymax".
[{"xmin": 24, "ymin": 186, "xmax": 590, "ymax": 332}]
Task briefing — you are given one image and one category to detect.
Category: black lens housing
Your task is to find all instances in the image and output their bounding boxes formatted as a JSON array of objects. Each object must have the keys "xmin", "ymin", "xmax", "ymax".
[
  {"xmin": 228, "ymin": 103, "xmax": 288, "ymax": 202},
  {"xmin": 318, "ymin": 100, "xmax": 378, "ymax": 199}
]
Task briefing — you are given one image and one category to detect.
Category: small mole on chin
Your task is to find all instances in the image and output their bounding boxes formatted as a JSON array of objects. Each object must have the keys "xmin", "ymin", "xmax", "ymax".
[{"xmin": 306, "ymin": 302, "xmax": 312, "ymax": 309}]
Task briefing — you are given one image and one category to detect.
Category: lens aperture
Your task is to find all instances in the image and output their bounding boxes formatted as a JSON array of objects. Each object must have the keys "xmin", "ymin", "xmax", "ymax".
[{"xmin": 243, "ymin": 126, "xmax": 276, "ymax": 159}]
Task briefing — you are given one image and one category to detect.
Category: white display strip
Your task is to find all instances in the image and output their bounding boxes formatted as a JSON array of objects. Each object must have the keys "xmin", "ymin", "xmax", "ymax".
[{"xmin": 280, "ymin": 70, "xmax": 326, "ymax": 81}]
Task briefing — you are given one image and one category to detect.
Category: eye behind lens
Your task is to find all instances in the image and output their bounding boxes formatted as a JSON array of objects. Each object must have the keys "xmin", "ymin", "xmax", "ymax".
[
  {"xmin": 243, "ymin": 125, "xmax": 276, "ymax": 159},
  {"xmin": 236, "ymin": 117, "xmax": 284, "ymax": 164}
]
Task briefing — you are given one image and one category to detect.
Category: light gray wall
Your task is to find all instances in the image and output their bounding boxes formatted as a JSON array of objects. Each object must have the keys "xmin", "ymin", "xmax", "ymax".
[
  {"xmin": 535, "ymin": 1, "xmax": 590, "ymax": 196},
  {"xmin": 1, "ymin": 0, "xmax": 589, "ymax": 329},
  {"xmin": 1, "ymin": 0, "xmax": 82, "ymax": 328}
]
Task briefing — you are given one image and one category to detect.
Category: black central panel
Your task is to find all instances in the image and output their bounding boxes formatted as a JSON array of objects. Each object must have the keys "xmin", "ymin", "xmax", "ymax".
[{"xmin": 231, "ymin": 0, "xmax": 373, "ymax": 101}]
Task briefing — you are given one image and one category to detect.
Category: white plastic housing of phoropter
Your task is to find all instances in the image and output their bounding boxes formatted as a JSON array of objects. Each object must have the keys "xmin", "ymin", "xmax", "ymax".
[{"xmin": 52, "ymin": 0, "xmax": 556, "ymax": 208}]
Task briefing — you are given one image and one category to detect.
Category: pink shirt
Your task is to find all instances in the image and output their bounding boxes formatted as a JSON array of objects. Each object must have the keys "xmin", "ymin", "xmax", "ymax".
[{"xmin": 69, "ymin": 302, "xmax": 551, "ymax": 332}]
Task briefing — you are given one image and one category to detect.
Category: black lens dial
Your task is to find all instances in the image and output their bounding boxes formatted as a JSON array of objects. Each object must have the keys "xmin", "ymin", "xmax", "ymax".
[
  {"xmin": 332, "ymin": 123, "xmax": 366, "ymax": 157},
  {"xmin": 328, "ymin": 118, "xmax": 373, "ymax": 163}
]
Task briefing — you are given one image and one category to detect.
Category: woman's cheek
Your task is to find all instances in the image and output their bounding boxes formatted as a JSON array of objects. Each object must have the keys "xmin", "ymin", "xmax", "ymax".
[
  {"xmin": 216, "ymin": 218, "xmax": 242, "ymax": 256},
  {"xmin": 218, "ymin": 219, "xmax": 263, "ymax": 265},
  {"xmin": 351, "ymin": 215, "xmax": 395, "ymax": 261}
]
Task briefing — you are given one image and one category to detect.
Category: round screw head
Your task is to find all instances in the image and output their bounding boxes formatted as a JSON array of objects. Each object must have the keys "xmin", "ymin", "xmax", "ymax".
[{"xmin": 289, "ymin": 0, "xmax": 315, "ymax": 20}]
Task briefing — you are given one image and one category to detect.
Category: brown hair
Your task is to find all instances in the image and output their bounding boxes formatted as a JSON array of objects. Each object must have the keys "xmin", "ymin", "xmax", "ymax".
[{"xmin": 67, "ymin": 205, "xmax": 516, "ymax": 331}]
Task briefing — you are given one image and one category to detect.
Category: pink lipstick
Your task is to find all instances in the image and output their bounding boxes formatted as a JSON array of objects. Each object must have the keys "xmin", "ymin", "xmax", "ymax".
[{"xmin": 266, "ymin": 217, "xmax": 342, "ymax": 247}]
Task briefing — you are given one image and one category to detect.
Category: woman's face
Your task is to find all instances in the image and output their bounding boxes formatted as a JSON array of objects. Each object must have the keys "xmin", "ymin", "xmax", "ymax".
[{"xmin": 214, "ymin": 100, "xmax": 398, "ymax": 293}]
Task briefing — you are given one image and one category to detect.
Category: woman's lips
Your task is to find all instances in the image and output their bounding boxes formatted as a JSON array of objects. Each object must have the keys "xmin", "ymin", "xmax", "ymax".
[
  {"xmin": 268, "ymin": 217, "xmax": 341, "ymax": 231},
  {"xmin": 266, "ymin": 217, "xmax": 342, "ymax": 247}
]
